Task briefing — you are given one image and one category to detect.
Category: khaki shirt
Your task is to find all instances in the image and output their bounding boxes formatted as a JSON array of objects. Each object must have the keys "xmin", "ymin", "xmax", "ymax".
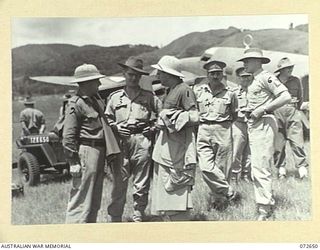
[
  {"xmin": 280, "ymin": 75, "xmax": 303, "ymax": 107},
  {"xmin": 105, "ymin": 88, "xmax": 162, "ymax": 126},
  {"xmin": 234, "ymin": 86, "xmax": 248, "ymax": 123},
  {"xmin": 20, "ymin": 107, "xmax": 45, "ymax": 130},
  {"xmin": 63, "ymin": 95, "xmax": 104, "ymax": 153},
  {"xmin": 193, "ymin": 79, "xmax": 237, "ymax": 123},
  {"xmin": 247, "ymin": 69, "xmax": 288, "ymax": 111}
]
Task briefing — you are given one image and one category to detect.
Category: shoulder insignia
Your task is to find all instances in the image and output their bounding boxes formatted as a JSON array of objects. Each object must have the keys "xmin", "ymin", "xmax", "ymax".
[
  {"xmin": 69, "ymin": 95, "xmax": 80, "ymax": 103},
  {"xmin": 109, "ymin": 89, "xmax": 124, "ymax": 98}
]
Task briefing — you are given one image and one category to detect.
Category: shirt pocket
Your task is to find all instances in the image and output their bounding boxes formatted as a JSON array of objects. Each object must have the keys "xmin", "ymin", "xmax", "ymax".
[
  {"xmin": 131, "ymin": 101, "xmax": 151, "ymax": 120},
  {"xmin": 216, "ymin": 98, "xmax": 231, "ymax": 114},
  {"xmin": 238, "ymin": 96, "xmax": 247, "ymax": 108},
  {"xmin": 83, "ymin": 111, "xmax": 102, "ymax": 130},
  {"xmin": 288, "ymin": 87, "xmax": 299, "ymax": 99}
]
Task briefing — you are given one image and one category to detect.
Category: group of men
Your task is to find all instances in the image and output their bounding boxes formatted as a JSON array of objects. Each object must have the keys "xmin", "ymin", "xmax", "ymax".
[{"xmin": 20, "ymin": 46, "xmax": 308, "ymax": 223}]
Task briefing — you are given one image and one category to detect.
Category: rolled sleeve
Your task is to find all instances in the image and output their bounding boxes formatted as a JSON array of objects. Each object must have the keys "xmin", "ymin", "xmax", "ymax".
[
  {"xmin": 264, "ymin": 74, "xmax": 288, "ymax": 97},
  {"xmin": 62, "ymin": 102, "xmax": 80, "ymax": 154}
]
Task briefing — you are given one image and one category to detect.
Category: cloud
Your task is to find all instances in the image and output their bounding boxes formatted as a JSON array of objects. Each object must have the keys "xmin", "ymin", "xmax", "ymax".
[{"xmin": 11, "ymin": 15, "xmax": 308, "ymax": 48}]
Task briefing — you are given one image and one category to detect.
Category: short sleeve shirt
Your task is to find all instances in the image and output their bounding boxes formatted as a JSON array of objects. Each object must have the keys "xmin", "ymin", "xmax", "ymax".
[
  {"xmin": 247, "ymin": 69, "xmax": 288, "ymax": 110},
  {"xmin": 193, "ymin": 79, "xmax": 237, "ymax": 123},
  {"xmin": 163, "ymin": 82, "xmax": 197, "ymax": 111},
  {"xmin": 234, "ymin": 87, "xmax": 248, "ymax": 122},
  {"xmin": 19, "ymin": 108, "xmax": 45, "ymax": 130},
  {"xmin": 282, "ymin": 75, "xmax": 303, "ymax": 104},
  {"xmin": 105, "ymin": 88, "xmax": 162, "ymax": 125}
]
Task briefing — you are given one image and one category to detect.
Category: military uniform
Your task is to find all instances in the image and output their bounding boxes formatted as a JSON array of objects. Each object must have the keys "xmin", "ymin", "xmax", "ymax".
[
  {"xmin": 231, "ymin": 87, "xmax": 251, "ymax": 179},
  {"xmin": 20, "ymin": 107, "xmax": 45, "ymax": 135},
  {"xmin": 246, "ymin": 69, "xmax": 288, "ymax": 208},
  {"xmin": 274, "ymin": 75, "xmax": 308, "ymax": 173},
  {"xmin": 193, "ymin": 78, "xmax": 237, "ymax": 200},
  {"xmin": 105, "ymin": 88, "xmax": 161, "ymax": 222},
  {"xmin": 63, "ymin": 94, "xmax": 119, "ymax": 223}
]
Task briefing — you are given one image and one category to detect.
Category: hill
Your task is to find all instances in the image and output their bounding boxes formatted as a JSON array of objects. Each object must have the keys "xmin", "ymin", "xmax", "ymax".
[
  {"xmin": 12, "ymin": 44, "xmax": 158, "ymax": 96},
  {"xmin": 12, "ymin": 24, "xmax": 308, "ymax": 96},
  {"xmin": 140, "ymin": 26, "xmax": 308, "ymax": 67}
]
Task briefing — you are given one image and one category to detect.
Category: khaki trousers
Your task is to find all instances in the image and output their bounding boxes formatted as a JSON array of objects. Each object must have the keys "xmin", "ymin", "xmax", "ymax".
[
  {"xmin": 274, "ymin": 107, "xmax": 308, "ymax": 169},
  {"xmin": 197, "ymin": 122, "xmax": 233, "ymax": 199},
  {"xmin": 108, "ymin": 134, "xmax": 151, "ymax": 219},
  {"xmin": 248, "ymin": 116, "xmax": 277, "ymax": 206},
  {"xmin": 66, "ymin": 145, "xmax": 105, "ymax": 223},
  {"xmin": 231, "ymin": 121, "xmax": 251, "ymax": 176}
]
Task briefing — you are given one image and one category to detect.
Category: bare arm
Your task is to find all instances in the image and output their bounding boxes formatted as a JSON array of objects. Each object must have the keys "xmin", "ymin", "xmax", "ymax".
[
  {"xmin": 264, "ymin": 91, "xmax": 291, "ymax": 113},
  {"xmin": 39, "ymin": 124, "xmax": 46, "ymax": 134}
]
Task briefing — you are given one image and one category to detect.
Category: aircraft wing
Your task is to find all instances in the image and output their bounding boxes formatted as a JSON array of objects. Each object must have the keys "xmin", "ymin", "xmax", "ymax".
[
  {"xmin": 30, "ymin": 75, "xmax": 163, "ymax": 93},
  {"xmin": 180, "ymin": 47, "xmax": 309, "ymax": 82}
]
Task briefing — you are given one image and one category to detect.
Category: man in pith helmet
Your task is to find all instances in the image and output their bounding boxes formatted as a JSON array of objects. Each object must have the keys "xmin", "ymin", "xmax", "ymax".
[
  {"xmin": 237, "ymin": 48, "xmax": 291, "ymax": 220},
  {"xmin": 63, "ymin": 63, "xmax": 120, "ymax": 223}
]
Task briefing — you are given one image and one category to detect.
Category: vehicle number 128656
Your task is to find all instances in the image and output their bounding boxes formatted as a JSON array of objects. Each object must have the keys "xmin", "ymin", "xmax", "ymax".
[{"xmin": 29, "ymin": 136, "xmax": 50, "ymax": 144}]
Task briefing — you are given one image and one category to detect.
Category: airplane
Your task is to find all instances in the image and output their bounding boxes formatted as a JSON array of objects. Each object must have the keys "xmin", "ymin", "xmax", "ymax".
[{"xmin": 27, "ymin": 35, "xmax": 309, "ymax": 106}]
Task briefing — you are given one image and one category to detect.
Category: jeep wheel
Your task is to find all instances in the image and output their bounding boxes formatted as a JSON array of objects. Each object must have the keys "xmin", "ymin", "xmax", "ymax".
[{"xmin": 18, "ymin": 152, "xmax": 40, "ymax": 186}]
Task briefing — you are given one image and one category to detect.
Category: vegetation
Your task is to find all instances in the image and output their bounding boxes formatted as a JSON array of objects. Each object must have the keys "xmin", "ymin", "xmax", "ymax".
[
  {"xmin": 12, "ymin": 25, "xmax": 308, "ymax": 97},
  {"xmin": 12, "ymin": 95, "xmax": 311, "ymax": 224}
]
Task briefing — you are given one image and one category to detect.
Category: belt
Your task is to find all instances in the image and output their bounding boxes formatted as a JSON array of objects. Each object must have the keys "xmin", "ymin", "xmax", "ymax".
[
  {"xmin": 286, "ymin": 103, "xmax": 298, "ymax": 108},
  {"xmin": 80, "ymin": 139, "xmax": 105, "ymax": 147},
  {"xmin": 127, "ymin": 127, "xmax": 145, "ymax": 134},
  {"xmin": 200, "ymin": 120, "xmax": 231, "ymax": 125}
]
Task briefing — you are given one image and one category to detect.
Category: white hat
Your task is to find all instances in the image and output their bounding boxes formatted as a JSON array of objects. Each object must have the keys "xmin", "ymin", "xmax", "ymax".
[
  {"xmin": 237, "ymin": 48, "xmax": 270, "ymax": 64},
  {"xmin": 274, "ymin": 57, "xmax": 295, "ymax": 73},
  {"xmin": 151, "ymin": 56, "xmax": 184, "ymax": 78},
  {"xmin": 70, "ymin": 64, "xmax": 105, "ymax": 83}
]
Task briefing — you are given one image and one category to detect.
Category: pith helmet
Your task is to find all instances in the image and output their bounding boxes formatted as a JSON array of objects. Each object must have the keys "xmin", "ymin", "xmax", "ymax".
[
  {"xmin": 237, "ymin": 48, "xmax": 270, "ymax": 64},
  {"xmin": 274, "ymin": 57, "xmax": 295, "ymax": 73},
  {"xmin": 70, "ymin": 64, "xmax": 105, "ymax": 83},
  {"xmin": 118, "ymin": 57, "xmax": 149, "ymax": 75},
  {"xmin": 151, "ymin": 55, "xmax": 185, "ymax": 78}
]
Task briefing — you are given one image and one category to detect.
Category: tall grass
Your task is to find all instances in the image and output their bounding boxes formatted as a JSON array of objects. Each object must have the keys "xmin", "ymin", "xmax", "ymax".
[{"xmin": 11, "ymin": 95, "xmax": 311, "ymax": 224}]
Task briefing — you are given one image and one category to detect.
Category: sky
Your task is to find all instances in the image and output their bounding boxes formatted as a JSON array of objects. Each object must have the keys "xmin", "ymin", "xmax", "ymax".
[{"xmin": 12, "ymin": 14, "xmax": 308, "ymax": 48}]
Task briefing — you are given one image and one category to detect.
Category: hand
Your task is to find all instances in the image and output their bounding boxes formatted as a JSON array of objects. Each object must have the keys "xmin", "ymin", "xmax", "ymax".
[
  {"xmin": 23, "ymin": 128, "xmax": 30, "ymax": 136},
  {"xmin": 70, "ymin": 164, "xmax": 82, "ymax": 178},
  {"xmin": 116, "ymin": 124, "xmax": 131, "ymax": 137},
  {"xmin": 250, "ymin": 106, "xmax": 265, "ymax": 121},
  {"xmin": 142, "ymin": 126, "xmax": 150, "ymax": 136}
]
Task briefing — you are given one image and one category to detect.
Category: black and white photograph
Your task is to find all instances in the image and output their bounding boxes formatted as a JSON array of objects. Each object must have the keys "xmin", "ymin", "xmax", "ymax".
[{"xmin": 11, "ymin": 14, "xmax": 310, "ymax": 226}]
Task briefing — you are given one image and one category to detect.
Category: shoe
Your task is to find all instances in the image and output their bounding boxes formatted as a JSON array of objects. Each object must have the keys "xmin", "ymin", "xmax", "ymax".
[
  {"xmin": 107, "ymin": 215, "xmax": 122, "ymax": 222},
  {"xmin": 132, "ymin": 210, "xmax": 145, "ymax": 222},
  {"xmin": 227, "ymin": 191, "xmax": 241, "ymax": 204},
  {"xmin": 257, "ymin": 213, "xmax": 268, "ymax": 221},
  {"xmin": 278, "ymin": 167, "xmax": 287, "ymax": 179},
  {"xmin": 298, "ymin": 166, "xmax": 308, "ymax": 179},
  {"xmin": 211, "ymin": 198, "xmax": 228, "ymax": 211}
]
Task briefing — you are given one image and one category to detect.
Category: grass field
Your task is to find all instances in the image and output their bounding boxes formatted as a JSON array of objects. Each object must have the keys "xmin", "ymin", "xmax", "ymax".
[{"xmin": 11, "ymin": 95, "xmax": 311, "ymax": 224}]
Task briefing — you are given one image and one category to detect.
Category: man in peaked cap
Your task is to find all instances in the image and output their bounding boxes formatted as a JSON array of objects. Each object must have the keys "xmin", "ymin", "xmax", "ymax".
[
  {"xmin": 63, "ymin": 63, "xmax": 120, "ymax": 223},
  {"xmin": 20, "ymin": 96, "xmax": 46, "ymax": 136},
  {"xmin": 105, "ymin": 56, "xmax": 162, "ymax": 222},
  {"xmin": 237, "ymin": 48, "xmax": 291, "ymax": 220},
  {"xmin": 230, "ymin": 67, "xmax": 253, "ymax": 183},
  {"xmin": 273, "ymin": 57, "xmax": 309, "ymax": 180},
  {"xmin": 193, "ymin": 59, "xmax": 240, "ymax": 211},
  {"xmin": 150, "ymin": 55, "xmax": 199, "ymax": 221}
]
